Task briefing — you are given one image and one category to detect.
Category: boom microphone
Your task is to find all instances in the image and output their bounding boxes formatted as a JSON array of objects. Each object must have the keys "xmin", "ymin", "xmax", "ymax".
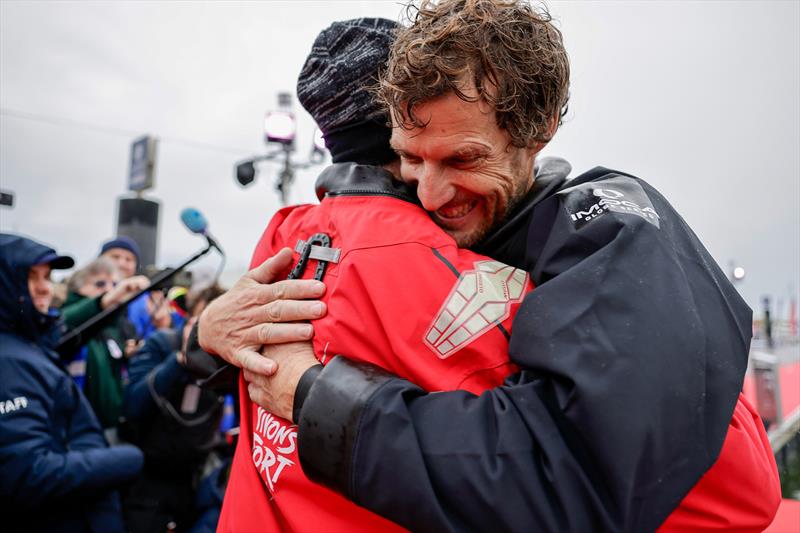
[{"xmin": 181, "ymin": 207, "xmax": 224, "ymax": 254}]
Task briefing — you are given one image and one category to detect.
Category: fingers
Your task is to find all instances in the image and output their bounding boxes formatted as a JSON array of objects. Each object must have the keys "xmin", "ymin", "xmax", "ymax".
[
  {"xmin": 245, "ymin": 322, "xmax": 315, "ymax": 346},
  {"xmin": 247, "ymin": 248, "xmax": 294, "ymax": 284},
  {"xmin": 242, "ymin": 369, "xmax": 260, "ymax": 385},
  {"xmin": 149, "ymin": 291, "xmax": 166, "ymax": 304},
  {"xmin": 262, "ymin": 299, "xmax": 326, "ymax": 324},
  {"xmin": 247, "ymin": 382, "xmax": 268, "ymax": 410},
  {"xmin": 260, "ymin": 341, "xmax": 317, "ymax": 365},
  {"xmin": 128, "ymin": 275, "xmax": 150, "ymax": 290},
  {"xmin": 251, "ymin": 279, "xmax": 326, "ymax": 306},
  {"xmin": 236, "ymin": 348, "xmax": 277, "ymax": 375},
  {"xmin": 244, "ymin": 374, "xmax": 283, "ymax": 417}
]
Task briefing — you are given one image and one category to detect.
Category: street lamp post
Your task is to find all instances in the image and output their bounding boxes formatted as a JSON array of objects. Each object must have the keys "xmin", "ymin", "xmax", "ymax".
[{"xmin": 235, "ymin": 92, "xmax": 326, "ymax": 204}]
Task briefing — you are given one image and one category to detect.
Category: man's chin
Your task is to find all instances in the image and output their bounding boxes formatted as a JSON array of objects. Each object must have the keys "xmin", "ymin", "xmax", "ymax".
[
  {"xmin": 445, "ymin": 225, "xmax": 490, "ymax": 248},
  {"xmin": 433, "ymin": 208, "xmax": 492, "ymax": 248}
]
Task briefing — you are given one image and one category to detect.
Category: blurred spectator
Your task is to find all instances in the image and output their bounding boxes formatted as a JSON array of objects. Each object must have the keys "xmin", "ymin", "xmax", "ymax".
[
  {"xmin": 99, "ymin": 236, "xmax": 139, "ymax": 279},
  {"xmin": 61, "ymin": 258, "xmax": 147, "ymax": 429},
  {"xmin": 98, "ymin": 235, "xmax": 162, "ymax": 340},
  {"xmin": 167, "ymin": 286, "xmax": 189, "ymax": 332},
  {"xmin": 189, "ymin": 458, "xmax": 231, "ymax": 533},
  {"xmin": 51, "ymin": 278, "xmax": 69, "ymax": 308},
  {"xmin": 0, "ymin": 233, "xmax": 143, "ymax": 532},
  {"xmin": 122, "ymin": 285, "xmax": 228, "ymax": 533}
]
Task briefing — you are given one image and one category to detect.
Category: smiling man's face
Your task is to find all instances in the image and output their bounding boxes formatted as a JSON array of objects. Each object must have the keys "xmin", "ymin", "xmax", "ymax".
[
  {"xmin": 28, "ymin": 263, "xmax": 53, "ymax": 314},
  {"xmin": 390, "ymin": 88, "xmax": 539, "ymax": 247}
]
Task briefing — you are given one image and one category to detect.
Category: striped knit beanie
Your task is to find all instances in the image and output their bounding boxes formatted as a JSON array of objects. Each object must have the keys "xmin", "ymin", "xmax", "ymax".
[{"xmin": 297, "ymin": 18, "xmax": 397, "ymax": 165}]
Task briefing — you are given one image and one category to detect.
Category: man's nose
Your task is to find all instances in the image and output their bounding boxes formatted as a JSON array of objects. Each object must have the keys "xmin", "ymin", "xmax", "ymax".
[{"xmin": 415, "ymin": 165, "xmax": 455, "ymax": 212}]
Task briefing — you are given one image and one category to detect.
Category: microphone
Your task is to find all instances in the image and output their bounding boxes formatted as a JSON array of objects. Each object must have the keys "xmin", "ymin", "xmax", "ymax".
[{"xmin": 180, "ymin": 207, "xmax": 224, "ymax": 254}]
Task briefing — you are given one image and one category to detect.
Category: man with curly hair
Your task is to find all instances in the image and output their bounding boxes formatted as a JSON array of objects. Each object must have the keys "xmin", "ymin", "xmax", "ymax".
[{"xmin": 201, "ymin": 1, "xmax": 780, "ymax": 530}]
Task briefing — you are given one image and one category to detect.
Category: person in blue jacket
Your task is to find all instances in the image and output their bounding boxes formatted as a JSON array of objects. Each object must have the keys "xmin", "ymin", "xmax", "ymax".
[
  {"xmin": 0, "ymin": 233, "xmax": 144, "ymax": 533},
  {"xmin": 122, "ymin": 285, "xmax": 227, "ymax": 533}
]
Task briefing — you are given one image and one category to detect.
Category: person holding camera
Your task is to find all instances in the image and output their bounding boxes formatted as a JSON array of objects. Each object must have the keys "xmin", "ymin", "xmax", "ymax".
[
  {"xmin": 122, "ymin": 286, "xmax": 228, "ymax": 533},
  {"xmin": 60, "ymin": 257, "xmax": 149, "ymax": 429}
]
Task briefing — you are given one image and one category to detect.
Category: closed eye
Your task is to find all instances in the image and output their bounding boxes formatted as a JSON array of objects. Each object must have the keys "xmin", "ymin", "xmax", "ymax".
[
  {"xmin": 398, "ymin": 152, "xmax": 422, "ymax": 165},
  {"xmin": 445, "ymin": 154, "xmax": 484, "ymax": 168}
]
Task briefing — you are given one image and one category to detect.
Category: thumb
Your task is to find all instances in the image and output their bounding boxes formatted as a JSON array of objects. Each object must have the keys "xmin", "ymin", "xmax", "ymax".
[
  {"xmin": 236, "ymin": 348, "xmax": 277, "ymax": 376},
  {"xmin": 247, "ymin": 247, "xmax": 294, "ymax": 284}
]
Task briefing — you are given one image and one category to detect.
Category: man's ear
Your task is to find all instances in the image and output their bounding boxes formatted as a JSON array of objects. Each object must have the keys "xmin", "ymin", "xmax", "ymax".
[{"xmin": 531, "ymin": 113, "xmax": 560, "ymax": 155}]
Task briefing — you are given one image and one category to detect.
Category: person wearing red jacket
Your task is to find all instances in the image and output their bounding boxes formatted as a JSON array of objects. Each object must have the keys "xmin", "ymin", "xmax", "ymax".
[
  {"xmin": 221, "ymin": 161, "xmax": 542, "ymax": 531},
  {"xmin": 210, "ymin": 8, "xmax": 780, "ymax": 532}
]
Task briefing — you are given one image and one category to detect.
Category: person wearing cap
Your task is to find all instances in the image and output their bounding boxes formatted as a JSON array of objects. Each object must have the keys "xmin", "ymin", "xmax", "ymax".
[
  {"xmin": 99, "ymin": 236, "xmax": 171, "ymax": 340},
  {"xmin": 61, "ymin": 241, "xmax": 149, "ymax": 333},
  {"xmin": 0, "ymin": 233, "xmax": 143, "ymax": 532},
  {"xmin": 203, "ymin": 3, "xmax": 779, "ymax": 532},
  {"xmin": 99, "ymin": 236, "xmax": 140, "ymax": 280}
]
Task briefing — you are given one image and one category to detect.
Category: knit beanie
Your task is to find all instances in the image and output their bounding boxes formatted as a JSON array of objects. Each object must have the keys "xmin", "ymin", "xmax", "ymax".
[
  {"xmin": 99, "ymin": 236, "xmax": 140, "ymax": 266},
  {"xmin": 297, "ymin": 17, "xmax": 397, "ymax": 166}
]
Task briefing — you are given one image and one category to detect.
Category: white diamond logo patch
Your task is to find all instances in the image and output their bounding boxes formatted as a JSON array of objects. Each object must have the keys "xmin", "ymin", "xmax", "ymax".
[{"xmin": 425, "ymin": 260, "xmax": 529, "ymax": 359}]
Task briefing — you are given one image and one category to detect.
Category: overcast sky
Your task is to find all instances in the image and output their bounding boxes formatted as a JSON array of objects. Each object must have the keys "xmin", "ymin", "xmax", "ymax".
[{"xmin": 1, "ymin": 0, "xmax": 798, "ymax": 315}]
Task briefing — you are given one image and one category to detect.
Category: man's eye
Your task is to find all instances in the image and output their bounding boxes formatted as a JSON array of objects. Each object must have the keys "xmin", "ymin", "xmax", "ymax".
[
  {"xmin": 400, "ymin": 154, "xmax": 421, "ymax": 165},
  {"xmin": 449, "ymin": 156, "xmax": 481, "ymax": 167}
]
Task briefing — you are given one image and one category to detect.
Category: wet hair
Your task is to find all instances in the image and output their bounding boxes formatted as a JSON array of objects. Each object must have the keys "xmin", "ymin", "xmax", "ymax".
[{"xmin": 378, "ymin": 0, "xmax": 570, "ymax": 147}]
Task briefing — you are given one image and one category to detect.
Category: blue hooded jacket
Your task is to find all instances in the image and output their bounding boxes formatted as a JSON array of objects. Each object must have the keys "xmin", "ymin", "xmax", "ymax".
[{"xmin": 0, "ymin": 233, "xmax": 144, "ymax": 532}]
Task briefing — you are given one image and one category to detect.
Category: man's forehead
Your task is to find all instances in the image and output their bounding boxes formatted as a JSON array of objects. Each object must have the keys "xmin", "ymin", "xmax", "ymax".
[
  {"xmin": 105, "ymin": 248, "xmax": 134, "ymax": 257},
  {"xmin": 390, "ymin": 128, "xmax": 492, "ymax": 155},
  {"xmin": 29, "ymin": 263, "xmax": 51, "ymax": 276},
  {"xmin": 389, "ymin": 93, "xmax": 502, "ymax": 157}
]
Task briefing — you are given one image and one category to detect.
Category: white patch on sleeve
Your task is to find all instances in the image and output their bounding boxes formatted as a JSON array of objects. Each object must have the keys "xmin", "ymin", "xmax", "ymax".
[
  {"xmin": 425, "ymin": 260, "xmax": 528, "ymax": 359},
  {"xmin": 0, "ymin": 396, "xmax": 29, "ymax": 415}
]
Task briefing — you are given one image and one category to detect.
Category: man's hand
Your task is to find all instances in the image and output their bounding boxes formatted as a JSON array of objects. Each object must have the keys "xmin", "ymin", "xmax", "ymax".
[
  {"xmin": 124, "ymin": 339, "xmax": 143, "ymax": 358},
  {"xmin": 198, "ymin": 248, "xmax": 326, "ymax": 375},
  {"xmin": 243, "ymin": 341, "xmax": 318, "ymax": 421},
  {"xmin": 147, "ymin": 291, "xmax": 172, "ymax": 329},
  {"xmin": 100, "ymin": 275, "xmax": 149, "ymax": 309}
]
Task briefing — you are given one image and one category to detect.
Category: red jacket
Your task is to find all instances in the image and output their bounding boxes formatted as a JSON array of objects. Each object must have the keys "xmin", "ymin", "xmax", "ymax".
[
  {"xmin": 658, "ymin": 393, "xmax": 780, "ymax": 533},
  {"xmin": 219, "ymin": 191, "xmax": 530, "ymax": 532},
  {"xmin": 219, "ymin": 165, "xmax": 779, "ymax": 532}
]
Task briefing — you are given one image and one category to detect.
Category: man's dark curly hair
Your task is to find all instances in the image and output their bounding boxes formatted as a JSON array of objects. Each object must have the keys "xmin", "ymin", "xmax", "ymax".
[{"xmin": 378, "ymin": 0, "xmax": 570, "ymax": 148}]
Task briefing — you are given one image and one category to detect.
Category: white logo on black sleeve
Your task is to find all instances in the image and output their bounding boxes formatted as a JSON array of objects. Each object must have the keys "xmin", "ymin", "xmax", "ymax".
[
  {"xmin": 559, "ymin": 176, "xmax": 661, "ymax": 229},
  {"xmin": 0, "ymin": 396, "xmax": 28, "ymax": 415}
]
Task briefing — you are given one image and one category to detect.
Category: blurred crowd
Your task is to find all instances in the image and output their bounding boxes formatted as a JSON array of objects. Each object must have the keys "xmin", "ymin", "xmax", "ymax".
[{"xmin": 0, "ymin": 232, "xmax": 236, "ymax": 533}]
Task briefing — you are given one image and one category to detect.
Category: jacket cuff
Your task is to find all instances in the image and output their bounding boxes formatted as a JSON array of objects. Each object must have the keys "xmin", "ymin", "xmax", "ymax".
[{"xmin": 297, "ymin": 356, "xmax": 395, "ymax": 497}]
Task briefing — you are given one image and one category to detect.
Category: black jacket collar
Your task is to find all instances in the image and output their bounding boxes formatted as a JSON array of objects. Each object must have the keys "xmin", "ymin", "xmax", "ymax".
[{"xmin": 315, "ymin": 163, "xmax": 419, "ymax": 205}]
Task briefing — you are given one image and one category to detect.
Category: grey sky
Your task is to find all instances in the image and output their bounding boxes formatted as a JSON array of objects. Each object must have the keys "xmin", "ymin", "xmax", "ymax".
[{"xmin": 1, "ymin": 0, "xmax": 798, "ymax": 315}]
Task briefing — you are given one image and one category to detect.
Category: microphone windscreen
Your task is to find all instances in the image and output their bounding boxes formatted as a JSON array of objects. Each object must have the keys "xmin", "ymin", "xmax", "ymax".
[{"xmin": 180, "ymin": 208, "xmax": 208, "ymax": 234}]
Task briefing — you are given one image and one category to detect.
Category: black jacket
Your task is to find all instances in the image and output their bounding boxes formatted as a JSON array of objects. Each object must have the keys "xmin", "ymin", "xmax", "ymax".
[
  {"xmin": 294, "ymin": 163, "xmax": 751, "ymax": 532},
  {"xmin": 124, "ymin": 329, "xmax": 224, "ymax": 476}
]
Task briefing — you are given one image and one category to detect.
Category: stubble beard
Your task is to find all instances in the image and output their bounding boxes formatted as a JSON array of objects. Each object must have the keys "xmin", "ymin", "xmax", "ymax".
[{"xmin": 453, "ymin": 155, "xmax": 534, "ymax": 248}]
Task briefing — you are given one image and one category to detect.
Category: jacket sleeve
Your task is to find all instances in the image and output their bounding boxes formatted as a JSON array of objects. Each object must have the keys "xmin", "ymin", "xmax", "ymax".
[
  {"xmin": 0, "ymin": 356, "xmax": 143, "ymax": 510},
  {"xmin": 296, "ymin": 174, "xmax": 752, "ymax": 532},
  {"xmin": 61, "ymin": 295, "xmax": 103, "ymax": 330}
]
